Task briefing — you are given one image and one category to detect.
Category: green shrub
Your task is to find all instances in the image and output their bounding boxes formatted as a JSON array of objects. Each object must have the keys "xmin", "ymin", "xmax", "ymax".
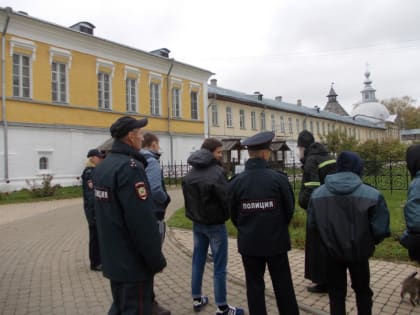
[{"xmin": 25, "ymin": 174, "xmax": 60, "ymax": 198}]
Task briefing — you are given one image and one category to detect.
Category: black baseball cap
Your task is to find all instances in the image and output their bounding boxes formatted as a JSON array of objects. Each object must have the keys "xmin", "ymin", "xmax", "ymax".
[{"xmin": 110, "ymin": 116, "xmax": 148, "ymax": 139}]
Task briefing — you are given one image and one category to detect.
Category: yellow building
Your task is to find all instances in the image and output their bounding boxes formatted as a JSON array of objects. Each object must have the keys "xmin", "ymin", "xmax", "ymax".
[
  {"xmin": 207, "ymin": 79, "xmax": 398, "ymax": 163},
  {"xmin": 0, "ymin": 7, "xmax": 212, "ymax": 191}
]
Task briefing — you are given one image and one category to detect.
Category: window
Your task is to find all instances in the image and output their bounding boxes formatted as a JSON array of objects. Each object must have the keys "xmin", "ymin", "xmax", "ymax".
[
  {"xmin": 316, "ymin": 121, "xmax": 320, "ymax": 135},
  {"xmin": 124, "ymin": 66, "xmax": 140, "ymax": 113},
  {"xmin": 260, "ymin": 112, "xmax": 266, "ymax": 131},
  {"xmin": 211, "ymin": 104, "xmax": 218, "ymax": 126},
  {"xmin": 302, "ymin": 119, "xmax": 306, "ymax": 130},
  {"xmin": 11, "ymin": 37, "xmax": 36, "ymax": 98},
  {"xmin": 296, "ymin": 118, "xmax": 300, "ymax": 133},
  {"xmin": 271, "ymin": 114, "xmax": 276, "ymax": 132},
  {"xmin": 310, "ymin": 121, "xmax": 314, "ymax": 133},
  {"xmin": 288, "ymin": 117, "xmax": 293, "ymax": 134},
  {"xmin": 39, "ymin": 157, "xmax": 48, "ymax": 170},
  {"xmin": 96, "ymin": 59, "xmax": 114, "ymax": 110},
  {"xmin": 98, "ymin": 72, "xmax": 111, "ymax": 109},
  {"xmin": 328, "ymin": 123, "xmax": 331, "ymax": 132},
  {"xmin": 251, "ymin": 112, "xmax": 257, "ymax": 130},
  {"xmin": 51, "ymin": 62, "xmax": 67, "ymax": 103},
  {"xmin": 172, "ymin": 87, "xmax": 181, "ymax": 118},
  {"xmin": 322, "ymin": 122, "xmax": 325, "ymax": 135},
  {"xmin": 239, "ymin": 109, "xmax": 245, "ymax": 129},
  {"xmin": 126, "ymin": 78, "xmax": 137, "ymax": 112},
  {"xmin": 13, "ymin": 54, "xmax": 31, "ymax": 98},
  {"xmin": 150, "ymin": 82, "xmax": 160, "ymax": 115},
  {"xmin": 191, "ymin": 91, "xmax": 198, "ymax": 120},
  {"xmin": 280, "ymin": 116, "xmax": 285, "ymax": 133},
  {"xmin": 226, "ymin": 107, "xmax": 233, "ymax": 127}
]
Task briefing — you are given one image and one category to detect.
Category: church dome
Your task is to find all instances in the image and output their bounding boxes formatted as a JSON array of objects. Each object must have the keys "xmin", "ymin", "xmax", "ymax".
[
  {"xmin": 351, "ymin": 68, "xmax": 390, "ymax": 122},
  {"xmin": 352, "ymin": 102, "xmax": 390, "ymax": 121}
]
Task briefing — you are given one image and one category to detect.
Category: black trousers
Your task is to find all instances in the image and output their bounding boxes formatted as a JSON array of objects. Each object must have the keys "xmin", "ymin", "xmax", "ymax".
[
  {"xmin": 326, "ymin": 258, "xmax": 373, "ymax": 315},
  {"xmin": 241, "ymin": 253, "xmax": 299, "ymax": 315},
  {"xmin": 108, "ymin": 278, "xmax": 153, "ymax": 315},
  {"xmin": 88, "ymin": 224, "xmax": 101, "ymax": 268}
]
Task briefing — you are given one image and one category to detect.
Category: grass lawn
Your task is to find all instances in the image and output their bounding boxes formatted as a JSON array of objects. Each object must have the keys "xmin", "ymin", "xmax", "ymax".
[
  {"xmin": 0, "ymin": 186, "xmax": 82, "ymax": 204},
  {"xmin": 168, "ymin": 189, "xmax": 413, "ymax": 262}
]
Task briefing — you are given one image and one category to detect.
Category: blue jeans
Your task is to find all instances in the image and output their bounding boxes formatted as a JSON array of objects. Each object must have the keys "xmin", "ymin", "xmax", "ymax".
[{"xmin": 191, "ymin": 223, "xmax": 228, "ymax": 306}]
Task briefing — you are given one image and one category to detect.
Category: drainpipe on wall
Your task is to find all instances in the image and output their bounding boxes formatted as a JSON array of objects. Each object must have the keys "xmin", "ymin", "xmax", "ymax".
[
  {"xmin": 1, "ymin": 8, "xmax": 11, "ymax": 184},
  {"xmin": 166, "ymin": 59, "xmax": 174, "ymax": 164}
]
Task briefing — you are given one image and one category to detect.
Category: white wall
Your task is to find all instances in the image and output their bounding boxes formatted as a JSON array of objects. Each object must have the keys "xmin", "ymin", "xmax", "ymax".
[{"xmin": 0, "ymin": 125, "xmax": 203, "ymax": 192}]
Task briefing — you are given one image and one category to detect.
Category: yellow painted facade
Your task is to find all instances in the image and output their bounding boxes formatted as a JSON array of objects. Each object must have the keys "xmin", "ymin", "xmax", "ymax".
[{"xmin": 0, "ymin": 11, "xmax": 212, "ymax": 135}]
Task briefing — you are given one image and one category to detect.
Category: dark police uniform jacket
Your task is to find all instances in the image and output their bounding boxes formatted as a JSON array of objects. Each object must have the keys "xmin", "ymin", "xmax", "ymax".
[
  {"xmin": 93, "ymin": 140, "xmax": 166, "ymax": 282},
  {"xmin": 81, "ymin": 164, "xmax": 96, "ymax": 226},
  {"xmin": 228, "ymin": 158, "xmax": 295, "ymax": 256}
]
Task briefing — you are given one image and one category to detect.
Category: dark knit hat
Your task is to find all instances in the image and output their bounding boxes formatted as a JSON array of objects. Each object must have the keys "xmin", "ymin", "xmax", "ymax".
[
  {"xmin": 406, "ymin": 144, "xmax": 420, "ymax": 178},
  {"xmin": 337, "ymin": 151, "xmax": 363, "ymax": 176},
  {"xmin": 297, "ymin": 130, "xmax": 315, "ymax": 148},
  {"xmin": 110, "ymin": 116, "xmax": 148, "ymax": 139},
  {"xmin": 87, "ymin": 148, "xmax": 105, "ymax": 158}
]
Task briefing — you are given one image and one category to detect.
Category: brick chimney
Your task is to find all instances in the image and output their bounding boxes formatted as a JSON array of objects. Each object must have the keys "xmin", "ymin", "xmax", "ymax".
[
  {"xmin": 297, "ymin": 99, "xmax": 302, "ymax": 107},
  {"xmin": 210, "ymin": 79, "xmax": 217, "ymax": 87},
  {"xmin": 275, "ymin": 96, "xmax": 282, "ymax": 102}
]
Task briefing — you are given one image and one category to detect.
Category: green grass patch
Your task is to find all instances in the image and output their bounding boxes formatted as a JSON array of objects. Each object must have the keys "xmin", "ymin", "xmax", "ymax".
[
  {"xmin": 168, "ymin": 189, "xmax": 413, "ymax": 262},
  {"xmin": 0, "ymin": 186, "xmax": 82, "ymax": 205}
]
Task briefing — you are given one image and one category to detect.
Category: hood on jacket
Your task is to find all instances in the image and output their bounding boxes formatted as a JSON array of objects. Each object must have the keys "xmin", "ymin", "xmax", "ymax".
[
  {"xmin": 187, "ymin": 149, "xmax": 218, "ymax": 169},
  {"xmin": 406, "ymin": 144, "xmax": 420, "ymax": 178},
  {"xmin": 140, "ymin": 148, "xmax": 161, "ymax": 160},
  {"xmin": 325, "ymin": 172, "xmax": 363, "ymax": 195},
  {"xmin": 304, "ymin": 142, "xmax": 329, "ymax": 159}
]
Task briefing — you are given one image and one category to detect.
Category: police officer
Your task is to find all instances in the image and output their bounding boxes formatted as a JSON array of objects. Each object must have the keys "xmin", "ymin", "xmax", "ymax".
[
  {"xmin": 228, "ymin": 131, "xmax": 299, "ymax": 315},
  {"xmin": 93, "ymin": 116, "xmax": 166, "ymax": 315},
  {"xmin": 81, "ymin": 148, "xmax": 105, "ymax": 271}
]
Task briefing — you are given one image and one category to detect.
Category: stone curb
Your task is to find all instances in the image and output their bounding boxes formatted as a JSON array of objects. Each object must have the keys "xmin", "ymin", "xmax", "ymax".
[{"xmin": 167, "ymin": 227, "xmax": 328, "ymax": 315}]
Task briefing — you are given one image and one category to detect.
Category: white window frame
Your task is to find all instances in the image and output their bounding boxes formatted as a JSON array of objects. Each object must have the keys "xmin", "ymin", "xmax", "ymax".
[
  {"xmin": 172, "ymin": 87, "xmax": 181, "ymax": 118},
  {"xmin": 36, "ymin": 149, "xmax": 53, "ymax": 175},
  {"xmin": 288, "ymin": 117, "xmax": 293, "ymax": 134},
  {"xmin": 251, "ymin": 112, "xmax": 257, "ymax": 130},
  {"xmin": 189, "ymin": 82, "xmax": 201, "ymax": 120},
  {"xmin": 239, "ymin": 109, "xmax": 245, "ymax": 129},
  {"xmin": 226, "ymin": 107, "xmax": 233, "ymax": 127},
  {"xmin": 124, "ymin": 66, "xmax": 140, "ymax": 113},
  {"xmin": 260, "ymin": 112, "xmax": 266, "ymax": 131},
  {"xmin": 50, "ymin": 47, "xmax": 71, "ymax": 104},
  {"xmin": 12, "ymin": 53, "xmax": 32, "ymax": 98},
  {"xmin": 11, "ymin": 37, "xmax": 36, "ymax": 99},
  {"xmin": 280, "ymin": 116, "xmax": 285, "ymax": 133},
  {"xmin": 149, "ymin": 72, "xmax": 162, "ymax": 116},
  {"xmin": 51, "ymin": 62, "xmax": 68, "ymax": 103},
  {"xmin": 296, "ymin": 119, "xmax": 300, "ymax": 133},
  {"xmin": 190, "ymin": 91, "xmax": 199, "ymax": 120},
  {"xmin": 96, "ymin": 59, "xmax": 114, "ymax": 110},
  {"xmin": 271, "ymin": 114, "xmax": 276, "ymax": 132},
  {"xmin": 211, "ymin": 104, "xmax": 218, "ymax": 126}
]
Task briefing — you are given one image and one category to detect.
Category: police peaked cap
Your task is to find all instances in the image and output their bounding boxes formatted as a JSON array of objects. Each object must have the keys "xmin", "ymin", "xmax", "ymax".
[
  {"xmin": 241, "ymin": 131, "xmax": 275, "ymax": 150},
  {"xmin": 110, "ymin": 116, "xmax": 148, "ymax": 139}
]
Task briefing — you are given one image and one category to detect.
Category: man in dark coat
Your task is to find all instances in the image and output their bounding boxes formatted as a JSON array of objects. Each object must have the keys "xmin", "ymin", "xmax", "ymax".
[
  {"xmin": 229, "ymin": 131, "xmax": 299, "ymax": 315},
  {"xmin": 93, "ymin": 116, "xmax": 166, "ymax": 315},
  {"xmin": 182, "ymin": 138, "xmax": 244, "ymax": 315},
  {"xmin": 81, "ymin": 148, "xmax": 105, "ymax": 271},
  {"xmin": 297, "ymin": 129, "xmax": 336, "ymax": 293},
  {"xmin": 307, "ymin": 151, "xmax": 390, "ymax": 315}
]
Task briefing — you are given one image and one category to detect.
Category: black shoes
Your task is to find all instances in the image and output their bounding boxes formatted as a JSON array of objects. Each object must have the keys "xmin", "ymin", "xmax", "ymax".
[
  {"xmin": 90, "ymin": 264, "xmax": 102, "ymax": 271},
  {"xmin": 152, "ymin": 301, "xmax": 171, "ymax": 315},
  {"xmin": 307, "ymin": 283, "xmax": 328, "ymax": 293}
]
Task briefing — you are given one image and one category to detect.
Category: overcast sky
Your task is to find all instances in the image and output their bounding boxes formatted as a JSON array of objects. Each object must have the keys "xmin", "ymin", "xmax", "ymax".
[{"xmin": 7, "ymin": 0, "xmax": 420, "ymax": 113}]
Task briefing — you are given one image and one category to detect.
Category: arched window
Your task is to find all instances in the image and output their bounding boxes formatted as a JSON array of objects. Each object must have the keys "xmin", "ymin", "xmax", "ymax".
[{"xmin": 39, "ymin": 157, "xmax": 48, "ymax": 170}]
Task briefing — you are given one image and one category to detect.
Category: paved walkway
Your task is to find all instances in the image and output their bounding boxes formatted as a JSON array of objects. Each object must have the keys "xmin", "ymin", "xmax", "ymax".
[{"xmin": 0, "ymin": 189, "xmax": 418, "ymax": 314}]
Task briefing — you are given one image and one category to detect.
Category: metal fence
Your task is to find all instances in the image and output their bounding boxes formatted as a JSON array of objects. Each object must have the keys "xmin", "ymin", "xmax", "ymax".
[{"xmin": 162, "ymin": 159, "xmax": 410, "ymax": 193}]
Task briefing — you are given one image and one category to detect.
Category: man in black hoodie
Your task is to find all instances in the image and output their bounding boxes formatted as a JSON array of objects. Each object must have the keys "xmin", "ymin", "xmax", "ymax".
[
  {"xmin": 297, "ymin": 130, "xmax": 336, "ymax": 293},
  {"xmin": 182, "ymin": 138, "xmax": 244, "ymax": 315}
]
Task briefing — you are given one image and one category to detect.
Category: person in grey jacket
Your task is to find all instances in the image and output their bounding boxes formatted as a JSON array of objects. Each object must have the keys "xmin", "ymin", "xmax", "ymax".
[
  {"xmin": 308, "ymin": 151, "xmax": 390, "ymax": 315},
  {"xmin": 400, "ymin": 144, "xmax": 420, "ymax": 263},
  {"xmin": 140, "ymin": 132, "xmax": 171, "ymax": 315}
]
